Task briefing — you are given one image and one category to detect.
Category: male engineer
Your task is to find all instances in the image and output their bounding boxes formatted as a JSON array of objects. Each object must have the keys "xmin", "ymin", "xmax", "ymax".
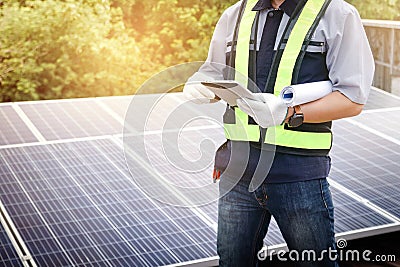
[{"xmin": 183, "ymin": 0, "xmax": 374, "ymax": 266}]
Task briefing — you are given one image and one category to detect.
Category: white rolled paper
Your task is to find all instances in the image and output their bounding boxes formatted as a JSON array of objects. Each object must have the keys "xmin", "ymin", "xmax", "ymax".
[{"xmin": 280, "ymin": 80, "xmax": 333, "ymax": 106}]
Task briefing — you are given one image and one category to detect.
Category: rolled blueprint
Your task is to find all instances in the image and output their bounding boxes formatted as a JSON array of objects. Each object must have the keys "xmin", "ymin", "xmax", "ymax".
[{"xmin": 280, "ymin": 80, "xmax": 333, "ymax": 106}]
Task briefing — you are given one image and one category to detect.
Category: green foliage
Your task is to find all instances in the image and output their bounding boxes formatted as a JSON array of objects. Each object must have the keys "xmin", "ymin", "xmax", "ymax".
[
  {"xmin": 0, "ymin": 0, "xmax": 398, "ymax": 102},
  {"xmin": 111, "ymin": 0, "xmax": 237, "ymax": 75},
  {"xmin": 348, "ymin": 0, "xmax": 400, "ymax": 20},
  {"xmin": 0, "ymin": 0, "xmax": 144, "ymax": 101}
]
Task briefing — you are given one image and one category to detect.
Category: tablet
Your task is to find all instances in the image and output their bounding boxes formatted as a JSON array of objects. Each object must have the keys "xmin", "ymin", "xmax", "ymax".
[{"xmin": 201, "ymin": 80, "xmax": 259, "ymax": 106}]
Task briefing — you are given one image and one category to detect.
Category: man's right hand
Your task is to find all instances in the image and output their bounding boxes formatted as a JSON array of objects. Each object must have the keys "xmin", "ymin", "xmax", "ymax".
[{"xmin": 183, "ymin": 82, "xmax": 217, "ymax": 104}]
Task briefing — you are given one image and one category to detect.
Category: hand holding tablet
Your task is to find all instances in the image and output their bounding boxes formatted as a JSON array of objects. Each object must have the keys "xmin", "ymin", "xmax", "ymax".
[{"xmin": 200, "ymin": 80, "xmax": 261, "ymax": 106}]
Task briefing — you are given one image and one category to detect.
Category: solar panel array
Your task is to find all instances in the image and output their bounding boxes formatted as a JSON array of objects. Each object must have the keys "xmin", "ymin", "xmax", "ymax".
[{"xmin": 0, "ymin": 87, "xmax": 399, "ymax": 267}]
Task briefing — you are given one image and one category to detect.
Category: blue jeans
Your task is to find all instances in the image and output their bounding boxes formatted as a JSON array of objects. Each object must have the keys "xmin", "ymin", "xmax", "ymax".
[{"xmin": 217, "ymin": 177, "xmax": 338, "ymax": 267}]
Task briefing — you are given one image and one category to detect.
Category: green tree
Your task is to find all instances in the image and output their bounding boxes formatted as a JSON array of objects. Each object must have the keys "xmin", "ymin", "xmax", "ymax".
[
  {"xmin": 112, "ymin": 0, "xmax": 236, "ymax": 65},
  {"xmin": 0, "ymin": 0, "xmax": 144, "ymax": 101},
  {"xmin": 1, "ymin": 0, "xmax": 399, "ymax": 102},
  {"xmin": 348, "ymin": 0, "xmax": 400, "ymax": 20}
]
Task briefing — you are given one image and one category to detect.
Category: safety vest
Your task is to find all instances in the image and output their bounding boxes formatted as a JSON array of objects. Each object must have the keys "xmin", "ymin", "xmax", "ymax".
[{"xmin": 223, "ymin": 0, "xmax": 333, "ymax": 156}]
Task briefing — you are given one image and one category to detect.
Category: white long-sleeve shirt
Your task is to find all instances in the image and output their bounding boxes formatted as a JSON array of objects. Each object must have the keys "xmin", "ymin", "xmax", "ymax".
[{"xmin": 190, "ymin": 0, "xmax": 375, "ymax": 104}]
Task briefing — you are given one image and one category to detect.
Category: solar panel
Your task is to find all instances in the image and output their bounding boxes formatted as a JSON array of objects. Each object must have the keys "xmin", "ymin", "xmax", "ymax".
[
  {"xmin": 351, "ymin": 109, "xmax": 400, "ymax": 143},
  {"xmin": 364, "ymin": 87, "xmax": 400, "ymax": 110},
  {"xmin": 1, "ymin": 135, "xmax": 398, "ymax": 267},
  {"xmin": 0, "ymin": 105, "xmax": 38, "ymax": 145},
  {"xmin": 97, "ymin": 96, "xmax": 133, "ymax": 119},
  {"xmin": 330, "ymin": 119, "xmax": 400, "ymax": 219},
  {"xmin": 0, "ymin": 139, "xmax": 218, "ymax": 267},
  {"xmin": 1, "ymin": 90, "xmax": 400, "ymax": 267},
  {"xmin": 328, "ymin": 186, "xmax": 395, "ymax": 232},
  {"xmin": 18, "ymin": 100, "xmax": 123, "ymax": 141},
  {"xmin": 121, "ymin": 93, "xmax": 225, "ymax": 135}
]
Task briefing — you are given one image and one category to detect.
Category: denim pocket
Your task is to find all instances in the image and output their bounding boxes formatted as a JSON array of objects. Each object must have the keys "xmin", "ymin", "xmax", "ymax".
[{"xmin": 319, "ymin": 179, "xmax": 334, "ymax": 219}]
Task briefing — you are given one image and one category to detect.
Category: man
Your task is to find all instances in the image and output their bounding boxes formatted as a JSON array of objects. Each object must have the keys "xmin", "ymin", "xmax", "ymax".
[{"xmin": 184, "ymin": 0, "xmax": 374, "ymax": 266}]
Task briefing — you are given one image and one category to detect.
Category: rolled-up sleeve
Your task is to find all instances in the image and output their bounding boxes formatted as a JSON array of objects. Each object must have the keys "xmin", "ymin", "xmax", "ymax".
[{"xmin": 325, "ymin": 4, "xmax": 375, "ymax": 104}]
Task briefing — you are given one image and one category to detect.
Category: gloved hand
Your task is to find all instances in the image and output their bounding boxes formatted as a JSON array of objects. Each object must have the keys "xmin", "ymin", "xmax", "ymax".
[
  {"xmin": 237, "ymin": 93, "xmax": 288, "ymax": 128},
  {"xmin": 183, "ymin": 82, "xmax": 216, "ymax": 104}
]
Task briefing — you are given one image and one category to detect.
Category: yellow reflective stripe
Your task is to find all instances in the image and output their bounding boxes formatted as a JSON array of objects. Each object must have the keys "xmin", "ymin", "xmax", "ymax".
[
  {"xmin": 235, "ymin": 0, "xmax": 258, "ymax": 87},
  {"xmin": 224, "ymin": 108, "xmax": 260, "ymax": 142},
  {"xmin": 265, "ymin": 125, "xmax": 332, "ymax": 149},
  {"xmin": 225, "ymin": 0, "xmax": 259, "ymax": 142},
  {"xmin": 273, "ymin": 0, "xmax": 326, "ymax": 96}
]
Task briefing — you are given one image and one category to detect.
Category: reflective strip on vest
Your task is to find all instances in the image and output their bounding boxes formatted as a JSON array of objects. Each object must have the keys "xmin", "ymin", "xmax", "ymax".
[
  {"xmin": 265, "ymin": 126, "xmax": 332, "ymax": 149},
  {"xmin": 224, "ymin": 108, "xmax": 260, "ymax": 142},
  {"xmin": 223, "ymin": 0, "xmax": 259, "ymax": 143},
  {"xmin": 273, "ymin": 0, "xmax": 327, "ymax": 95},
  {"xmin": 234, "ymin": 0, "xmax": 258, "ymax": 87}
]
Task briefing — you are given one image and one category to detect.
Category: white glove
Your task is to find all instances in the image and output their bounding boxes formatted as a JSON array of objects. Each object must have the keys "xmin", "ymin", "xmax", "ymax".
[
  {"xmin": 237, "ymin": 93, "xmax": 288, "ymax": 128},
  {"xmin": 183, "ymin": 82, "xmax": 216, "ymax": 104}
]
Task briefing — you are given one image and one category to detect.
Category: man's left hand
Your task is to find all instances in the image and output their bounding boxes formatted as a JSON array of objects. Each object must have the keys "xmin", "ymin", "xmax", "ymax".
[{"xmin": 237, "ymin": 93, "xmax": 288, "ymax": 128}]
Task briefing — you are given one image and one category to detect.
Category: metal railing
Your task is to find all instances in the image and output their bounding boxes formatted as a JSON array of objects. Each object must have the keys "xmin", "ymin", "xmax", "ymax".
[{"xmin": 363, "ymin": 19, "xmax": 400, "ymax": 95}]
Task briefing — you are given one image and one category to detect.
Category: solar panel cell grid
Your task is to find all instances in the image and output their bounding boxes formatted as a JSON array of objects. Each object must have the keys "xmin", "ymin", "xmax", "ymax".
[
  {"xmin": 331, "ymin": 120, "xmax": 400, "ymax": 219},
  {"xmin": 1, "ymin": 92, "xmax": 400, "ymax": 267},
  {"xmin": 0, "ymin": 106, "xmax": 38, "ymax": 145},
  {"xmin": 330, "ymin": 187, "xmax": 394, "ymax": 231},
  {"xmin": 263, "ymin": 219, "xmax": 286, "ymax": 246},
  {"xmin": 351, "ymin": 111, "xmax": 400, "ymax": 142},
  {"xmin": 0, "ymin": 222, "xmax": 23, "ymax": 267},
  {"xmin": 98, "ymin": 96, "xmax": 133, "ymax": 119},
  {"xmin": 123, "ymin": 93, "xmax": 225, "ymax": 134},
  {"xmin": 364, "ymin": 88, "xmax": 400, "ymax": 110},
  {"xmin": 19, "ymin": 101, "xmax": 123, "ymax": 141},
  {"xmin": 0, "ymin": 140, "xmax": 219, "ymax": 267},
  {"xmin": 140, "ymin": 129, "xmax": 225, "ymax": 188},
  {"xmin": 0, "ymin": 146, "xmax": 149, "ymax": 266}
]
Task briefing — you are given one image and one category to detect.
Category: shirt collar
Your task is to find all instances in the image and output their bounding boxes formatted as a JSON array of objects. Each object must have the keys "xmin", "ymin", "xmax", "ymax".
[{"xmin": 252, "ymin": 0, "xmax": 299, "ymax": 16}]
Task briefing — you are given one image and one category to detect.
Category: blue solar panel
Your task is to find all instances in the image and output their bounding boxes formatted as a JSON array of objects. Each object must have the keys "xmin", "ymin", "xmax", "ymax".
[
  {"xmin": 364, "ymin": 87, "xmax": 400, "ymax": 110},
  {"xmin": 0, "ymin": 220, "xmax": 23, "ymax": 267},
  {"xmin": 0, "ymin": 92, "xmax": 400, "ymax": 267},
  {"xmin": 351, "ymin": 110, "xmax": 400, "ymax": 143},
  {"xmin": 18, "ymin": 100, "xmax": 123, "ymax": 141},
  {"xmin": 330, "ymin": 119, "xmax": 400, "ymax": 219},
  {"xmin": 0, "ymin": 139, "xmax": 218, "ymax": 267},
  {"xmin": 0, "ymin": 105, "xmax": 38, "ymax": 145},
  {"xmin": 329, "ymin": 186, "xmax": 394, "ymax": 232},
  {"xmin": 98, "ymin": 96, "xmax": 133, "ymax": 120}
]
